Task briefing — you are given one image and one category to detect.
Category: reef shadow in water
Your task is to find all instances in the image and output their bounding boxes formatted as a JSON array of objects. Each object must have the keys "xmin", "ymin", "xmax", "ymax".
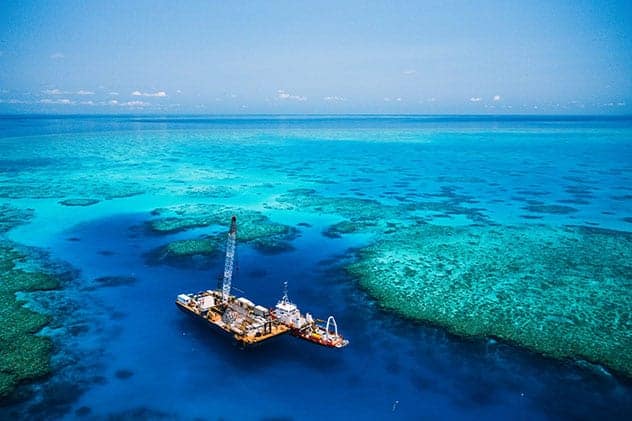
[{"xmin": 93, "ymin": 276, "xmax": 137, "ymax": 288}]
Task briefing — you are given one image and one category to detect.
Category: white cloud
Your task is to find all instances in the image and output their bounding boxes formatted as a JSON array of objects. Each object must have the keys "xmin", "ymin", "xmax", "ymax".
[
  {"xmin": 77, "ymin": 90, "xmax": 95, "ymax": 95},
  {"xmin": 470, "ymin": 97, "xmax": 482, "ymax": 102},
  {"xmin": 402, "ymin": 69, "xmax": 416, "ymax": 75},
  {"xmin": 44, "ymin": 88, "xmax": 65, "ymax": 95},
  {"xmin": 493, "ymin": 95, "xmax": 501, "ymax": 101},
  {"xmin": 323, "ymin": 96, "xmax": 346, "ymax": 102},
  {"xmin": 176, "ymin": 89, "xmax": 182, "ymax": 94},
  {"xmin": 0, "ymin": 99, "xmax": 29, "ymax": 104},
  {"xmin": 395, "ymin": 97, "xmax": 402, "ymax": 102},
  {"xmin": 122, "ymin": 100, "xmax": 149, "ymax": 107},
  {"xmin": 40, "ymin": 98, "xmax": 73, "ymax": 105},
  {"xmin": 276, "ymin": 89, "xmax": 306, "ymax": 102},
  {"xmin": 131, "ymin": 90, "xmax": 167, "ymax": 97},
  {"xmin": 80, "ymin": 100, "xmax": 95, "ymax": 105},
  {"xmin": 108, "ymin": 92, "xmax": 119, "ymax": 96},
  {"xmin": 108, "ymin": 100, "xmax": 119, "ymax": 105},
  {"xmin": 50, "ymin": 52, "xmax": 65, "ymax": 60}
]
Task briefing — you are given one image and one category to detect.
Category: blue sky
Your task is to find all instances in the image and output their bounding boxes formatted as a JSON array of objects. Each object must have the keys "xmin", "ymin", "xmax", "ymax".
[{"xmin": 1, "ymin": 0, "xmax": 631, "ymax": 114}]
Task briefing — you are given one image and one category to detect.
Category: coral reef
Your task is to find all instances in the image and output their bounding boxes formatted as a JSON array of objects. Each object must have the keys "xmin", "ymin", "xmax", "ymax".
[
  {"xmin": 273, "ymin": 188, "xmax": 490, "ymax": 231},
  {"xmin": 346, "ymin": 224, "xmax": 632, "ymax": 377},
  {"xmin": 523, "ymin": 204, "xmax": 578, "ymax": 214},
  {"xmin": 144, "ymin": 236, "xmax": 222, "ymax": 269},
  {"xmin": 148, "ymin": 204, "xmax": 241, "ymax": 234},
  {"xmin": 274, "ymin": 189, "xmax": 409, "ymax": 237},
  {"xmin": 146, "ymin": 204, "xmax": 297, "ymax": 266},
  {"xmin": 0, "ymin": 205, "xmax": 34, "ymax": 234},
  {"xmin": 323, "ymin": 220, "xmax": 380, "ymax": 238},
  {"xmin": 0, "ymin": 204, "xmax": 63, "ymax": 402},
  {"xmin": 273, "ymin": 190, "xmax": 632, "ymax": 377},
  {"xmin": 58, "ymin": 199, "xmax": 100, "ymax": 207},
  {"xmin": 0, "ymin": 243, "xmax": 60, "ymax": 401},
  {"xmin": 274, "ymin": 189, "xmax": 392, "ymax": 221},
  {"xmin": 0, "ymin": 179, "xmax": 145, "ymax": 201}
]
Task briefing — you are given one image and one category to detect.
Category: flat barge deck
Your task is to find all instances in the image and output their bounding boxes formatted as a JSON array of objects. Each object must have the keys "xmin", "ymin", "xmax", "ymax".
[{"xmin": 177, "ymin": 289, "xmax": 290, "ymax": 346}]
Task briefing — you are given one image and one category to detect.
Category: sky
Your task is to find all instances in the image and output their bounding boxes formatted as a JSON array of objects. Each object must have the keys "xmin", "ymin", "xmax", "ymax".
[{"xmin": 0, "ymin": 0, "xmax": 631, "ymax": 114}]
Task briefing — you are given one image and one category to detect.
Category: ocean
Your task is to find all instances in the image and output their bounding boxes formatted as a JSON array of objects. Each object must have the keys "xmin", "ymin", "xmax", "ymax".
[{"xmin": 1, "ymin": 115, "xmax": 631, "ymax": 420}]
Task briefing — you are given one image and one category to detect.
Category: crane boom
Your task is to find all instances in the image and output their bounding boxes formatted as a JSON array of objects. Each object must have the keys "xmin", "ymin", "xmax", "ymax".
[{"xmin": 221, "ymin": 216, "xmax": 237, "ymax": 302}]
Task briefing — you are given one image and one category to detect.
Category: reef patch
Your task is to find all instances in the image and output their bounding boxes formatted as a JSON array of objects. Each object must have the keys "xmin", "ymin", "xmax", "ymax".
[
  {"xmin": 0, "ymin": 204, "xmax": 34, "ymax": 234},
  {"xmin": 0, "ymin": 243, "xmax": 60, "ymax": 402},
  {"xmin": 146, "ymin": 204, "xmax": 297, "ymax": 267},
  {"xmin": 58, "ymin": 199, "xmax": 100, "ymax": 207},
  {"xmin": 524, "ymin": 204, "xmax": 578, "ymax": 214},
  {"xmin": 346, "ymin": 224, "xmax": 632, "ymax": 377}
]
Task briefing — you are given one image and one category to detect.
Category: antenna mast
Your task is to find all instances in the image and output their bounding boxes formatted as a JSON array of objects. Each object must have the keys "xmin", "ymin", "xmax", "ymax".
[
  {"xmin": 281, "ymin": 281, "xmax": 290, "ymax": 304},
  {"xmin": 221, "ymin": 216, "xmax": 237, "ymax": 302}
]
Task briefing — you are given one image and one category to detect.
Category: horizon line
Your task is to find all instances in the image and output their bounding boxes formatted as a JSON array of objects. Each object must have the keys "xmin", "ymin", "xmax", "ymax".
[{"xmin": 1, "ymin": 113, "xmax": 631, "ymax": 119}]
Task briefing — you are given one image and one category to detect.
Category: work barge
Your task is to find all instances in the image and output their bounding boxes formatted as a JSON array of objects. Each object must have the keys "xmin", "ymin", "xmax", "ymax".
[{"xmin": 176, "ymin": 216, "xmax": 349, "ymax": 348}]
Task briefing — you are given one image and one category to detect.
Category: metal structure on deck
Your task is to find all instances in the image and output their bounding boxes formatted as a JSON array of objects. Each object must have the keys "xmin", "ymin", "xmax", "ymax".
[{"xmin": 221, "ymin": 216, "xmax": 237, "ymax": 302}]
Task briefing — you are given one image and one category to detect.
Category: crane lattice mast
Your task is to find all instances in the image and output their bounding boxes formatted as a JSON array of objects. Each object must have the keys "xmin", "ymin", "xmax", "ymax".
[{"xmin": 221, "ymin": 216, "xmax": 237, "ymax": 302}]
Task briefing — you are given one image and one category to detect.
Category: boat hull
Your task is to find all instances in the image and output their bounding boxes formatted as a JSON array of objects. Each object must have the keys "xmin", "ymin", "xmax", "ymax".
[{"xmin": 290, "ymin": 328, "xmax": 349, "ymax": 348}]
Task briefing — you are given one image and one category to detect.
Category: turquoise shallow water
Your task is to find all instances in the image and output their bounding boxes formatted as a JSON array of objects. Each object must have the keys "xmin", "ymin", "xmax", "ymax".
[{"xmin": 1, "ymin": 115, "xmax": 631, "ymax": 419}]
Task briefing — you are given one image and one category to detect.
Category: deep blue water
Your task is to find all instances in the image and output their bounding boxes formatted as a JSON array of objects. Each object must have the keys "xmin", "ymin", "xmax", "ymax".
[{"xmin": 1, "ymin": 115, "xmax": 631, "ymax": 420}]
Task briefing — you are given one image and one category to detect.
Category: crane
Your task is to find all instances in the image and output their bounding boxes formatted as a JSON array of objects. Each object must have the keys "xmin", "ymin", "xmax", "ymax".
[{"xmin": 221, "ymin": 216, "xmax": 237, "ymax": 302}]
